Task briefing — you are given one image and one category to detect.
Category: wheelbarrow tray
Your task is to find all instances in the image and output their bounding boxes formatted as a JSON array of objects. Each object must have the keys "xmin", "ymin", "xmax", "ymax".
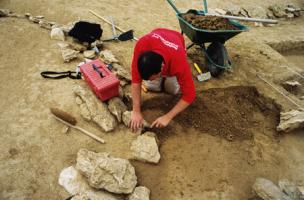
[{"xmin": 177, "ymin": 13, "xmax": 249, "ymax": 44}]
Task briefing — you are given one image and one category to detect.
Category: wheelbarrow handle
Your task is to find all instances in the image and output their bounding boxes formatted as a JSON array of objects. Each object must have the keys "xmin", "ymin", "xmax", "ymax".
[
  {"xmin": 203, "ymin": 0, "xmax": 208, "ymax": 13},
  {"xmin": 166, "ymin": 0, "xmax": 181, "ymax": 14}
]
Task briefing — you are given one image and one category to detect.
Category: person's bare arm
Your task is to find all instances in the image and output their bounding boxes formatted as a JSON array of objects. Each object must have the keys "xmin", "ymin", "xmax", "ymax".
[
  {"xmin": 151, "ymin": 99, "xmax": 189, "ymax": 128},
  {"xmin": 129, "ymin": 83, "xmax": 144, "ymax": 131}
]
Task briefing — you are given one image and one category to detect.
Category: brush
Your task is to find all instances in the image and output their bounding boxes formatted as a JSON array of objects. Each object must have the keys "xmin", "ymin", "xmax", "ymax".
[{"xmin": 50, "ymin": 107, "xmax": 105, "ymax": 144}]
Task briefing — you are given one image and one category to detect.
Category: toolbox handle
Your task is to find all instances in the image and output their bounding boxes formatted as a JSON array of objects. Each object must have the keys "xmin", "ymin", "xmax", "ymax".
[{"xmin": 92, "ymin": 64, "xmax": 104, "ymax": 78}]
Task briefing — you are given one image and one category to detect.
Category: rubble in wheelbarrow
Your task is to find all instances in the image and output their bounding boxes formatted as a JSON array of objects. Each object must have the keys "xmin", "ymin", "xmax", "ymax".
[
  {"xmin": 183, "ymin": 13, "xmax": 238, "ymax": 30},
  {"xmin": 76, "ymin": 149, "xmax": 137, "ymax": 194},
  {"xmin": 73, "ymin": 85, "xmax": 117, "ymax": 132}
]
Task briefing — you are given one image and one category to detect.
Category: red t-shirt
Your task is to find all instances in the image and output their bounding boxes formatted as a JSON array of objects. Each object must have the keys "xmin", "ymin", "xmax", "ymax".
[{"xmin": 131, "ymin": 28, "xmax": 196, "ymax": 103}]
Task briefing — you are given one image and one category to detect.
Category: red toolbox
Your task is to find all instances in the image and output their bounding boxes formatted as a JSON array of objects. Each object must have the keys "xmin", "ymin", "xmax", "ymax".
[{"xmin": 80, "ymin": 59, "xmax": 120, "ymax": 101}]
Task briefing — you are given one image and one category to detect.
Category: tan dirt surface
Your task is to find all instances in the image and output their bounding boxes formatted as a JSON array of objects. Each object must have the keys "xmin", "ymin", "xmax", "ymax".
[{"xmin": 0, "ymin": 0, "xmax": 304, "ymax": 200}]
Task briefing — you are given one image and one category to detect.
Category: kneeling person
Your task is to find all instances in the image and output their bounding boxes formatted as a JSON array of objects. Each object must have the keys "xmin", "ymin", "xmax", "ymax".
[{"xmin": 129, "ymin": 28, "xmax": 196, "ymax": 131}]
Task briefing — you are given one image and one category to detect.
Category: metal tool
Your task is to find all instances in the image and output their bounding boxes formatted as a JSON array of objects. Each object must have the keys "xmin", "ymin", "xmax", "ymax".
[
  {"xmin": 194, "ymin": 63, "xmax": 211, "ymax": 81},
  {"xmin": 89, "ymin": 10, "xmax": 139, "ymax": 41},
  {"xmin": 102, "ymin": 17, "xmax": 134, "ymax": 42}
]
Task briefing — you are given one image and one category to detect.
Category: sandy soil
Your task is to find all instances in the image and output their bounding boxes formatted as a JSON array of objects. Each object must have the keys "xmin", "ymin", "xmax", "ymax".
[{"xmin": 0, "ymin": 0, "xmax": 304, "ymax": 200}]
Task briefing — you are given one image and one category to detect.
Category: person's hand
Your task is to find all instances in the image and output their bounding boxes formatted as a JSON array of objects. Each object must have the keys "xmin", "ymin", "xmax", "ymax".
[
  {"xmin": 151, "ymin": 114, "xmax": 172, "ymax": 128},
  {"xmin": 129, "ymin": 111, "xmax": 144, "ymax": 132}
]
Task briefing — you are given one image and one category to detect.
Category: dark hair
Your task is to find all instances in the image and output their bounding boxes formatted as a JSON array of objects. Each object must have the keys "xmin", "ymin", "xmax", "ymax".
[{"xmin": 137, "ymin": 51, "xmax": 163, "ymax": 80}]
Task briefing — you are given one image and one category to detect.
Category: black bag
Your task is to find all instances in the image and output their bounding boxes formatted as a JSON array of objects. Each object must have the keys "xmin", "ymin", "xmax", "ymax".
[{"xmin": 68, "ymin": 21, "xmax": 103, "ymax": 44}]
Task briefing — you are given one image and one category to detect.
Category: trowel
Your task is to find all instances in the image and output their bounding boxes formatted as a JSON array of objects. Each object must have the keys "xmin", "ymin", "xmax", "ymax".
[{"xmin": 194, "ymin": 63, "xmax": 211, "ymax": 82}]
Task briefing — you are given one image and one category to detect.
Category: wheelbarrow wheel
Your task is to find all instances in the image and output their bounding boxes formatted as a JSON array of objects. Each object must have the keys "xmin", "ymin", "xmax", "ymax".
[{"xmin": 205, "ymin": 42, "xmax": 230, "ymax": 77}]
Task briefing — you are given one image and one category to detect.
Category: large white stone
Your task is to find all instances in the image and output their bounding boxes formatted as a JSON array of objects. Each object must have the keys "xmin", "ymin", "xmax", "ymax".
[
  {"xmin": 112, "ymin": 63, "xmax": 131, "ymax": 81},
  {"xmin": 100, "ymin": 50, "xmax": 118, "ymax": 63},
  {"xmin": 108, "ymin": 97, "xmax": 127, "ymax": 123},
  {"xmin": 76, "ymin": 149, "xmax": 137, "ymax": 194},
  {"xmin": 253, "ymin": 178, "xmax": 291, "ymax": 200},
  {"xmin": 243, "ymin": 6, "xmax": 268, "ymax": 18},
  {"xmin": 74, "ymin": 85, "xmax": 117, "ymax": 132},
  {"xmin": 278, "ymin": 179, "xmax": 301, "ymax": 200},
  {"xmin": 51, "ymin": 27, "xmax": 65, "ymax": 41},
  {"xmin": 61, "ymin": 48, "xmax": 79, "ymax": 62},
  {"xmin": 277, "ymin": 110, "xmax": 304, "ymax": 132},
  {"xmin": 130, "ymin": 132, "xmax": 160, "ymax": 164},
  {"xmin": 58, "ymin": 166, "xmax": 122, "ymax": 200},
  {"xmin": 128, "ymin": 186, "xmax": 150, "ymax": 200}
]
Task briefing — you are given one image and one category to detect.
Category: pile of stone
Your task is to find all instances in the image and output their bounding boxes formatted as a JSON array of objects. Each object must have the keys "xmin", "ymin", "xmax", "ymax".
[
  {"xmin": 59, "ymin": 149, "xmax": 151, "ymax": 200},
  {"xmin": 73, "ymin": 86, "xmax": 161, "ymax": 163},
  {"xmin": 211, "ymin": 3, "xmax": 303, "ymax": 25},
  {"xmin": 252, "ymin": 177, "xmax": 304, "ymax": 200},
  {"xmin": 0, "ymin": 9, "xmax": 106, "ymax": 62}
]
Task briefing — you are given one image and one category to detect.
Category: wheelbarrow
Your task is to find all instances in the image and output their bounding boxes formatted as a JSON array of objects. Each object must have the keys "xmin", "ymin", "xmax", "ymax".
[{"xmin": 166, "ymin": 0, "xmax": 249, "ymax": 77}]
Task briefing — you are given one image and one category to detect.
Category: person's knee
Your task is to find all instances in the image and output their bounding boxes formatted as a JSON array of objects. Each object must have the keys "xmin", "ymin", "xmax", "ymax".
[
  {"xmin": 144, "ymin": 77, "xmax": 163, "ymax": 92},
  {"xmin": 164, "ymin": 77, "xmax": 180, "ymax": 95}
]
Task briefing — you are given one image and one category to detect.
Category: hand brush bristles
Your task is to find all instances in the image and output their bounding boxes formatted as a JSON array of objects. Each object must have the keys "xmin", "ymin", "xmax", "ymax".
[
  {"xmin": 50, "ymin": 107, "xmax": 105, "ymax": 144},
  {"xmin": 50, "ymin": 107, "xmax": 77, "ymax": 126}
]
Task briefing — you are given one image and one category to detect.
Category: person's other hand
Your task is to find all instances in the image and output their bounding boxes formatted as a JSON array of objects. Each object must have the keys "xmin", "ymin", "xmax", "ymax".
[
  {"xmin": 151, "ymin": 114, "xmax": 172, "ymax": 128},
  {"xmin": 129, "ymin": 111, "xmax": 144, "ymax": 132}
]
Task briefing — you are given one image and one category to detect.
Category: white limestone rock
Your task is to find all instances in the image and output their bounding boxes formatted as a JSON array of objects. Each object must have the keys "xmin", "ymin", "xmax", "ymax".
[
  {"xmin": 226, "ymin": 5, "xmax": 242, "ymax": 16},
  {"xmin": 70, "ymin": 194, "xmax": 90, "ymax": 200},
  {"xmin": 74, "ymin": 85, "xmax": 117, "ymax": 132},
  {"xmin": 100, "ymin": 50, "xmax": 118, "ymax": 63},
  {"xmin": 130, "ymin": 132, "xmax": 160, "ymax": 164},
  {"xmin": 278, "ymin": 179, "xmax": 301, "ymax": 200},
  {"xmin": 0, "ymin": 9, "xmax": 10, "ymax": 17},
  {"xmin": 83, "ymin": 50, "xmax": 96, "ymax": 59},
  {"xmin": 39, "ymin": 20, "xmax": 52, "ymax": 30},
  {"xmin": 128, "ymin": 186, "xmax": 150, "ymax": 200},
  {"xmin": 214, "ymin": 8, "xmax": 227, "ymax": 15},
  {"xmin": 58, "ymin": 166, "xmax": 122, "ymax": 200},
  {"xmin": 277, "ymin": 110, "xmax": 304, "ymax": 132},
  {"xmin": 112, "ymin": 63, "xmax": 131, "ymax": 81},
  {"xmin": 61, "ymin": 48, "xmax": 79, "ymax": 62},
  {"xmin": 51, "ymin": 27, "xmax": 65, "ymax": 41},
  {"xmin": 243, "ymin": 6, "xmax": 268, "ymax": 19},
  {"xmin": 118, "ymin": 86, "xmax": 124, "ymax": 99},
  {"xmin": 76, "ymin": 149, "xmax": 137, "ymax": 194},
  {"xmin": 283, "ymin": 81, "xmax": 301, "ymax": 87},
  {"xmin": 269, "ymin": 5, "xmax": 288, "ymax": 18},
  {"xmin": 29, "ymin": 16, "xmax": 40, "ymax": 23},
  {"xmin": 108, "ymin": 97, "xmax": 127, "ymax": 123},
  {"xmin": 123, "ymin": 85, "xmax": 132, "ymax": 101},
  {"xmin": 253, "ymin": 178, "xmax": 292, "ymax": 200}
]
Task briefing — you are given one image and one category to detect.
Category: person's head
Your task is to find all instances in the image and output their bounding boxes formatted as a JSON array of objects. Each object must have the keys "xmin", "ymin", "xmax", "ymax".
[{"xmin": 137, "ymin": 51, "xmax": 164, "ymax": 80}]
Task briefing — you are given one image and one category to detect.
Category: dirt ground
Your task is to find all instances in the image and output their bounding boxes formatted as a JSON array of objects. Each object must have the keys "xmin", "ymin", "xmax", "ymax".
[{"xmin": 0, "ymin": 0, "xmax": 304, "ymax": 200}]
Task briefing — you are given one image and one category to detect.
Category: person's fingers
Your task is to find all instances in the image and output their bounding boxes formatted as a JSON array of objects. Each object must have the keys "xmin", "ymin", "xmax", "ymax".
[{"xmin": 151, "ymin": 120, "xmax": 157, "ymax": 128}]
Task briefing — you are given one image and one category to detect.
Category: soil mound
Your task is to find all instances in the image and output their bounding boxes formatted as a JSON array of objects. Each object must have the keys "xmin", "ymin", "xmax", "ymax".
[
  {"xmin": 182, "ymin": 13, "xmax": 238, "ymax": 30},
  {"xmin": 143, "ymin": 86, "xmax": 281, "ymax": 141}
]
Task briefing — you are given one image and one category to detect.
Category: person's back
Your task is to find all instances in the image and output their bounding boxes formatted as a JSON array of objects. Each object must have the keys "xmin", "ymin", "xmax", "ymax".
[{"xmin": 129, "ymin": 28, "xmax": 196, "ymax": 131}]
